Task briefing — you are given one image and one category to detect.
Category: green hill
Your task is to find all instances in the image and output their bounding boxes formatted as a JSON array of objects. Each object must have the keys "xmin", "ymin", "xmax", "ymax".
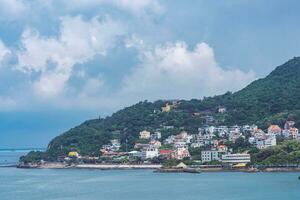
[{"xmin": 21, "ymin": 57, "xmax": 300, "ymax": 161}]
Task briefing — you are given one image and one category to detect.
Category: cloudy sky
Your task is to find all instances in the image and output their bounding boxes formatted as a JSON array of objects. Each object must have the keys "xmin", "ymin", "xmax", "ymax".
[{"xmin": 1, "ymin": 0, "xmax": 300, "ymax": 148}]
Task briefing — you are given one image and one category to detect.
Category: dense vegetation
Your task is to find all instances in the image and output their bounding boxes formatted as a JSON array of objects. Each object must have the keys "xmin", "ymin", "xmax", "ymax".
[
  {"xmin": 252, "ymin": 140, "xmax": 300, "ymax": 165},
  {"xmin": 20, "ymin": 57, "xmax": 300, "ymax": 163}
]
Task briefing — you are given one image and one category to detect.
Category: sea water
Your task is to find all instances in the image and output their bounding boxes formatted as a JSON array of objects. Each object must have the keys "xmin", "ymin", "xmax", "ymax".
[{"xmin": 0, "ymin": 151, "xmax": 300, "ymax": 200}]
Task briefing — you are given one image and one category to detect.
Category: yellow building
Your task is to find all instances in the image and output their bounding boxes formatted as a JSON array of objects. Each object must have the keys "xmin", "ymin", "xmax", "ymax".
[
  {"xmin": 161, "ymin": 104, "xmax": 172, "ymax": 112},
  {"xmin": 68, "ymin": 151, "xmax": 79, "ymax": 157},
  {"xmin": 139, "ymin": 130, "xmax": 151, "ymax": 139}
]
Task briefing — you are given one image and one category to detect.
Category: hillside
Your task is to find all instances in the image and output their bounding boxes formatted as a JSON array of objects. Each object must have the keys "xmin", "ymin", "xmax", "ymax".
[{"xmin": 22, "ymin": 57, "xmax": 300, "ymax": 160}]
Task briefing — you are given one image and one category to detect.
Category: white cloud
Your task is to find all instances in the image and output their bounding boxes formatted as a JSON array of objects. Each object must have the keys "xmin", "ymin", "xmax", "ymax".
[
  {"xmin": 121, "ymin": 41, "xmax": 256, "ymax": 101},
  {"xmin": 0, "ymin": 40, "xmax": 10, "ymax": 63},
  {"xmin": 63, "ymin": 0, "xmax": 163, "ymax": 14},
  {"xmin": 0, "ymin": 0, "xmax": 27, "ymax": 19},
  {"xmin": 17, "ymin": 15, "xmax": 125, "ymax": 97}
]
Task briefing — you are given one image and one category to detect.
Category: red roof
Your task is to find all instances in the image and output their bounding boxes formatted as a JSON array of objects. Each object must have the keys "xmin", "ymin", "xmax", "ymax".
[{"xmin": 159, "ymin": 149, "xmax": 174, "ymax": 155}]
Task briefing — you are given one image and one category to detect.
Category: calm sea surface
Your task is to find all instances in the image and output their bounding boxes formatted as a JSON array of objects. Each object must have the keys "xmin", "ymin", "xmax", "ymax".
[{"xmin": 0, "ymin": 151, "xmax": 300, "ymax": 200}]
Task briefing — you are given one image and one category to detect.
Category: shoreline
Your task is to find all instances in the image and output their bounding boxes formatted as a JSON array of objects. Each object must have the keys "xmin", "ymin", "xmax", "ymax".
[
  {"xmin": 17, "ymin": 163, "xmax": 162, "ymax": 170},
  {"xmin": 16, "ymin": 163, "xmax": 300, "ymax": 172}
]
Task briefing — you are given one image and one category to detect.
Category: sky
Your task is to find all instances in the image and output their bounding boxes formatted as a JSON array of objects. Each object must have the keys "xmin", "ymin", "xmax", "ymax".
[{"xmin": 1, "ymin": 0, "xmax": 300, "ymax": 148}]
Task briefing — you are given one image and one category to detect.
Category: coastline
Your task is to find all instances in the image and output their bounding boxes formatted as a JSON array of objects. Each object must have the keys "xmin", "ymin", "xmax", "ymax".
[
  {"xmin": 16, "ymin": 163, "xmax": 300, "ymax": 172},
  {"xmin": 17, "ymin": 162, "xmax": 162, "ymax": 170}
]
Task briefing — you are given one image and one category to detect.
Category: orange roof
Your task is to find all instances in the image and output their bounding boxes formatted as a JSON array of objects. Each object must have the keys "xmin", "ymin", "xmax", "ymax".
[{"xmin": 268, "ymin": 125, "xmax": 281, "ymax": 132}]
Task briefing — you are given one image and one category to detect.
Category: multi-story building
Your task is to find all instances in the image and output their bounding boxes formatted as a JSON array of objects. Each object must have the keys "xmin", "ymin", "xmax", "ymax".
[
  {"xmin": 142, "ymin": 147, "xmax": 159, "ymax": 159},
  {"xmin": 201, "ymin": 150, "xmax": 220, "ymax": 162},
  {"xmin": 221, "ymin": 153, "xmax": 251, "ymax": 164}
]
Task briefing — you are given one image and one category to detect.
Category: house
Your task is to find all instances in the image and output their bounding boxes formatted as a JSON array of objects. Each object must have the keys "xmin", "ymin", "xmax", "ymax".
[
  {"xmin": 68, "ymin": 151, "xmax": 79, "ymax": 157},
  {"xmin": 149, "ymin": 140, "xmax": 162, "ymax": 148},
  {"xmin": 173, "ymin": 147, "xmax": 190, "ymax": 160},
  {"xmin": 134, "ymin": 143, "xmax": 150, "ymax": 150},
  {"xmin": 142, "ymin": 147, "xmax": 159, "ymax": 159},
  {"xmin": 221, "ymin": 153, "xmax": 251, "ymax": 164},
  {"xmin": 201, "ymin": 150, "xmax": 220, "ymax": 162},
  {"xmin": 255, "ymin": 136, "xmax": 276, "ymax": 149},
  {"xmin": 161, "ymin": 103, "xmax": 172, "ymax": 112},
  {"xmin": 110, "ymin": 139, "xmax": 121, "ymax": 149},
  {"xmin": 176, "ymin": 162, "xmax": 188, "ymax": 169},
  {"xmin": 284, "ymin": 121, "xmax": 295, "ymax": 130},
  {"xmin": 249, "ymin": 133, "xmax": 276, "ymax": 149},
  {"xmin": 290, "ymin": 127, "xmax": 299, "ymax": 139},
  {"xmin": 164, "ymin": 135, "xmax": 175, "ymax": 144},
  {"xmin": 139, "ymin": 130, "xmax": 151, "ymax": 139},
  {"xmin": 267, "ymin": 125, "xmax": 282, "ymax": 135},
  {"xmin": 217, "ymin": 145, "xmax": 228, "ymax": 153},
  {"xmin": 204, "ymin": 115, "xmax": 214, "ymax": 124},
  {"xmin": 128, "ymin": 151, "xmax": 143, "ymax": 159},
  {"xmin": 218, "ymin": 106, "xmax": 226, "ymax": 113},
  {"xmin": 282, "ymin": 126, "xmax": 299, "ymax": 139},
  {"xmin": 177, "ymin": 131, "xmax": 188, "ymax": 140},
  {"xmin": 163, "ymin": 125, "xmax": 174, "ymax": 129}
]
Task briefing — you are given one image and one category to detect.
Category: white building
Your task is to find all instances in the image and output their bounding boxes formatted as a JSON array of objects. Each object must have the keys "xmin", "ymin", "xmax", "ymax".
[
  {"xmin": 164, "ymin": 135, "xmax": 175, "ymax": 144},
  {"xmin": 201, "ymin": 150, "xmax": 220, "ymax": 162},
  {"xmin": 221, "ymin": 153, "xmax": 251, "ymax": 164},
  {"xmin": 174, "ymin": 141, "xmax": 187, "ymax": 148},
  {"xmin": 142, "ymin": 147, "xmax": 159, "ymax": 159},
  {"xmin": 249, "ymin": 134, "xmax": 276, "ymax": 149}
]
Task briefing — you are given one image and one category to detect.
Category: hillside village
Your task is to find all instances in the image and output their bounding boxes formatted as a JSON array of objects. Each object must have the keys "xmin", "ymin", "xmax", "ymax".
[{"xmin": 62, "ymin": 103, "xmax": 300, "ymax": 168}]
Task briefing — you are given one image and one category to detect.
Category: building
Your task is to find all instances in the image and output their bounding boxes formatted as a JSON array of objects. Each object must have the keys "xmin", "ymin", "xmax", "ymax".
[
  {"xmin": 128, "ymin": 151, "xmax": 143, "ymax": 159},
  {"xmin": 134, "ymin": 143, "xmax": 150, "ymax": 150},
  {"xmin": 217, "ymin": 145, "xmax": 228, "ymax": 153},
  {"xmin": 249, "ymin": 133, "xmax": 276, "ymax": 149},
  {"xmin": 68, "ymin": 151, "xmax": 79, "ymax": 157},
  {"xmin": 255, "ymin": 137, "xmax": 276, "ymax": 149},
  {"xmin": 204, "ymin": 115, "xmax": 214, "ymax": 124},
  {"xmin": 267, "ymin": 125, "xmax": 282, "ymax": 135},
  {"xmin": 221, "ymin": 153, "xmax": 251, "ymax": 164},
  {"xmin": 218, "ymin": 106, "xmax": 226, "ymax": 113},
  {"xmin": 139, "ymin": 130, "xmax": 151, "ymax": 139},
  {"xmin": 164, "ymin": 135, "xmax": 175, "ymax": 144},
  {"xmin": 149, "ymin": 140, "xmax": 162, "ymax": 148},
  {"xmin": 161, "ymin": 103, "xmax": 172, "ymax": 112},
  {"xmin": 284, "ymin": 121, "xmax": 295, "ymax": 130},
  {"xmin": 173, "ymin": 147, "xmax": 190, "ymax": 160},
  {"xmin": 142, "ymin": 147, "xmax": 159, "ymax": 159},
  {"xmin": 289, "ymin": 127, "xmax": 299, "ymax": 139},
  {"xmin": 201, "ymin": 150, "xmax": 220, "ymax": 162}
]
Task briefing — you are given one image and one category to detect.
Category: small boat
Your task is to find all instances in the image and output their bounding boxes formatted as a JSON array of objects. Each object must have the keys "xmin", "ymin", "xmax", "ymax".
[{"xmin": 298, "ymin": 176, "xmax": 300, "ymax": 180}]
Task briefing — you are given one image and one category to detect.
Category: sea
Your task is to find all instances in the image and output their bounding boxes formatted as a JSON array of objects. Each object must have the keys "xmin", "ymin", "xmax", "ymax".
[{"xmin": 0, "ymin": 150, "xmax": 300, "ymax": 200}]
